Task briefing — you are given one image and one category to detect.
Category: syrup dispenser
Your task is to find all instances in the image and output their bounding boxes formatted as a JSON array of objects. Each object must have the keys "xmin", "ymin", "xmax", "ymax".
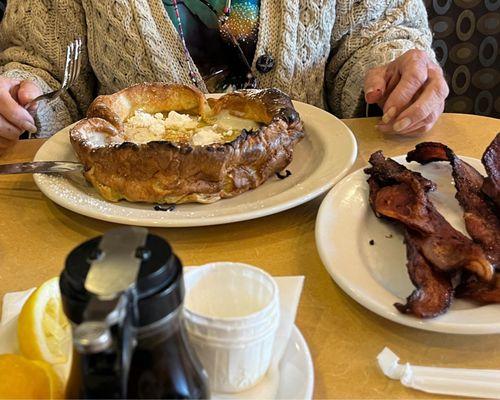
[{"xmin": 59, "ymin": 227, "xmax": 209, "ymax": 399}]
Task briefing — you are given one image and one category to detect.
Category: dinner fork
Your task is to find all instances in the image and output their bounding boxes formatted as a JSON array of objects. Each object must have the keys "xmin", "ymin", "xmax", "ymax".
[{"xmin": 23, "ymin": 37, "xmax": 83, "ymax": 138}]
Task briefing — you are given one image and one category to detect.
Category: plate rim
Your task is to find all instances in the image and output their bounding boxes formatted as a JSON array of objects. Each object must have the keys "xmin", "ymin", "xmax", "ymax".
[
  {"xmin": 315, "ymin": 155, "xmax": 500, "ymax": 335},
  {"xmin": 280, "ymin": 325, "xmax": 315, "ymax": 400},
  {"xmin": 33, "ymin": 101, "xmax": 357, "ymax": 227}
]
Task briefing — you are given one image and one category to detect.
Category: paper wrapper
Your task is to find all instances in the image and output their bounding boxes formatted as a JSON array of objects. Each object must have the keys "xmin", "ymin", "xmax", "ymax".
[
  {"xmin": 211, "ymin": 275, "xmax": 305, "ymax": 399},
  {"xmin": 0, "ymin": 273, "xmax": 304, "ymax": 399},
  {"xmin": 377, "ymin": 347, "xmax": 500, "ymax": 399}
]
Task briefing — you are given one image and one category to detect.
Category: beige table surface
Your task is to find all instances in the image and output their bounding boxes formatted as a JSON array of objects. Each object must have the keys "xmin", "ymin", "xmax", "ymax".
[{"xmin": 1, "ymin": 113, "xmax": 499, "ymax": 399}]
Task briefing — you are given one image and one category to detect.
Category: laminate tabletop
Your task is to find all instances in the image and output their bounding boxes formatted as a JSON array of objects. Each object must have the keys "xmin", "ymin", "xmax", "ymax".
[{"xmin": 1, "ymin": 113, "xmax": 499, "ymax": 399}]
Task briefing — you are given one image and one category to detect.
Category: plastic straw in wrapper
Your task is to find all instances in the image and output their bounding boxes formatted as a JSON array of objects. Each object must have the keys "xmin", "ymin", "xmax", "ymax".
[{"xmin": 377, "ymin": 347, "xmax": 500, "ymax": 399}]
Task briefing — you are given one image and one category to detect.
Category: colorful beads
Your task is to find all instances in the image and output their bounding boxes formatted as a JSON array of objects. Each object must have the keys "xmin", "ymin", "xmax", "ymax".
[{"xmin": 221, "ymin": 0, "xmax": 259, "ymax": 44}]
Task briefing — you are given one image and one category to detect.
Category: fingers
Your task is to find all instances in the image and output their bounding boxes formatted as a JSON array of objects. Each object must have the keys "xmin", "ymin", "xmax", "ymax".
[
  {"xmin": 0, "ymin": 87, "xmax": 37, "ymax": 133},
  {"xmin": 18, "ymin": 80, "xmax": 43, "ymax": 111},
  {"xmin": 382, "ymin": 58, "xmax": 429, "ymax": 123},
  {"xmin": 0, "ymin": 78, "xmax": 40, "ymax": 144},
  {"xmin": 400, "ymin": 121, "xmax": 435, "ymax": 135},
  {"xmin": 364, "ymin": 66, "xmax": 387, "ymax": 104},
  {"xmin": 374, "ymin": 49, "xmax": 448, "ymax": 134},
  {"xmin": 391, "ymin": 68, "xmax": 448, "ymax": 133},
  {"xmin": 378, "ymin": 112, "xmax": 437, "ymax": 135},
  {"xmin": 384, "ymin": 65, "xmax": 402, "ymax": 96},
  {"xmin": 0, "ymin": 114, "xmax": 23, "ymax": 141}
]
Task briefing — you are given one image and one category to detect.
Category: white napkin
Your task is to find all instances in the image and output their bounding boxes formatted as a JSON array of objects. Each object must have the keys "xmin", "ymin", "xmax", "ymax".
[
  {"xmin": 0, "ymin": 274, "xmax": 304, "ymax": 400},
  {"xmin": 0, "ymin": 288, "xmax": 35, "ymax": 354},
  {"xmin": 377, "ymin": 347, "xmax": 500, "ymax": 399}
]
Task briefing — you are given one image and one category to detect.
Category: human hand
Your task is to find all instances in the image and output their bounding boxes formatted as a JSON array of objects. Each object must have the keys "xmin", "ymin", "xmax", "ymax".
[
  {"xmin": 364, "ymin": 49, "xmax": 449, "ymax": 135},
  {"xmin": 0, "ymin": 78, "xmax": 42, "ymax": 151}
]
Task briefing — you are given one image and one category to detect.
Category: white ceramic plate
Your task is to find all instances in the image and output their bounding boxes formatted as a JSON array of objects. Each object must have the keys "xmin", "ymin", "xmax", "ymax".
[
  {"xmin": 33, "ymin": 101, "xmax": 357, "ymax": 227},
  {"xmin": 276, "ymin": 325, "xmax": 314, "ymax": 399},
  {"xmin": 215, "ymin": 325, "xmax": 313, "ymax": 400},
  {"xmin": 315, "ymin": 156, "xmax": 500, "ymax": 335}
]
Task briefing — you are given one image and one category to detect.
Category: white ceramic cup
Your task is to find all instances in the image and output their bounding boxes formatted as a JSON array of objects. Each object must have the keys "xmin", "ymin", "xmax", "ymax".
[{"xmin": 183, "ymin": 262, "xmax": 280, "ymax": 393}]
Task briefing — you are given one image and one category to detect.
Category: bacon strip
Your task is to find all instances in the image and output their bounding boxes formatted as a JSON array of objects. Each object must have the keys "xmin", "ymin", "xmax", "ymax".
[
  {"xmin": 395, "ymin": 231, "xmax": 453, "ymax": 318},
  {"xmin": 366, "ymin": 151, "xmax": 493, "ymax": 280},
  {"xmin": 366, "ymin": 151, "xmax": 435, "ymax": 234},
  {"xmin": 482, "ymin": 133, "xmax": 500, "ymax": 208},
  {"xmin": 407, "ymin": 141, "xmax": 500, "ymax": 303},
  {"xmin": 456, "ymin": 273, "xmax": 500, "ymax": 303},
  {"xmin": 407, "ymin": 141, "xmax": 499, "ymax": 269},
  {"xmin": 365, "ymin": 151, "xmax": 494, "ymax": 318}
]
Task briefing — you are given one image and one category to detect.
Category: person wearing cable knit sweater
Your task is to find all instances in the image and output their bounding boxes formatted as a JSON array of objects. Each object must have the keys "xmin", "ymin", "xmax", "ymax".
[{"xmin": 0, "ymin": 0, "xmax": 448, "ymax": 151}]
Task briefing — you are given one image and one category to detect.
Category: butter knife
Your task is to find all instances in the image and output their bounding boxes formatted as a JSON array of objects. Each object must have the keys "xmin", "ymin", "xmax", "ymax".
[{"xmin": 0, "ymin": 161, "xmax": 83, "ymax": 175}]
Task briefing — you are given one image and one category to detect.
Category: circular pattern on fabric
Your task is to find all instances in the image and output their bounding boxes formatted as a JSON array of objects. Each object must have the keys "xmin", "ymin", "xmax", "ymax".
[
  {"xmin": 427, "ymin": 1, "xmax": 499, "ymax": 117},
  {"xmin": 432, "ymin": 39, "xmax": 449, "ymax": 66},
  {"xmin": 485, "ymin": 0, "xmax": 500, "ymax": 11},
  {"xmin": 472, "ymin": 68, "xmax": 500, "ymax": 89},
  {"xmin": 451, "ymin": 65, "xmax": 471, "ymax": 95},
  {"xmin": 494, "ymin": 96, "xmax": 500, "ymax": 113},
  {"xmin": 477, "ymin": 12, "xmax": 500, "ymax": 34},
  {"xmin": 433, "ymin": 0, "xmax": 453, "ymax": 14},
  {"xmin": 474, "ymin": 90, "xmax": 494, "ymax": 115},
  {"xmin": 431, "ymin": 16, "xmax": 456, "ymax": 38},
  {"xmin": 454, "ymin": 0, "xmax": 482, "ymax": 8},
  {"xmin": 479, "ymin": 36, "xmax": 498, "ymax": 66},
  {"xmin": 456, "ymin": 10, "xmax": 476, "ymax": 40},
  {"xmin": 446, "ymin": 95, "xmax": 474, "ymax": 113},
  {"xmin": 449, "ymin": 42, "xmax": 478, "ymax": 63}
]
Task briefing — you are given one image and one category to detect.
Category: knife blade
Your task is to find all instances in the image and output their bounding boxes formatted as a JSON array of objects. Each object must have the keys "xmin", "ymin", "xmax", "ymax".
[{"xmin": 0, "ymin": 161, "xmax": 83, "ymax": 175}]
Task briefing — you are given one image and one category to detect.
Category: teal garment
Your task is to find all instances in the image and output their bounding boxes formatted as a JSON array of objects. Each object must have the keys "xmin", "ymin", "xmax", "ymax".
[
  {"xmin": 164, "ymin": 1, "xmax": 260, "ymax": 39},
  {"xmin": 164, "ymin": 0, "xmax": 226, "ymax": 30},
  {"xmin": 162, "ymin": 0, "xmax": 260, "ymax": 91}
]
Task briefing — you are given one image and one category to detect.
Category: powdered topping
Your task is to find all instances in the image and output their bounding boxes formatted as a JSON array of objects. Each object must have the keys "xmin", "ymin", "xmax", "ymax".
[
  {"xmin": 123, "ymin": 110, "xmax": 200, "ymax": 143},
  {"xmin": 122, "ymin": 110, "xmax": 260, "ymax": 146}
]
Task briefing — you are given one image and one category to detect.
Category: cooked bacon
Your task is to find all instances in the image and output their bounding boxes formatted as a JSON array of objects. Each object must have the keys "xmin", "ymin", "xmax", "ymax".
[
  {"xmin": 407, "ymin": 141, "xmax": 500, "ymax": 269},
  {"xmin": 395, "ymin": 231, "xmax": 453, "ymax": 318},
  {"xmin": 366, "ymin": 151, "xmax": 435, "ymax": 191},
  {"xmin": 366, "ymin": 151, "xmax": 494, "ymax": 281},
  {"xmin": 407, "ymin": 141, "xmax": 500, "ymax": 304},
  {"xmin": 482, "ymin": 133, "xmax": 500, "ymax": 208},
  {"xmin": 456, "ymin": 273, "xmax": 500, "ymax": 303},
  {"xmin": 366, "ymin": 151, "xmax": 435, "ymax": 235}
]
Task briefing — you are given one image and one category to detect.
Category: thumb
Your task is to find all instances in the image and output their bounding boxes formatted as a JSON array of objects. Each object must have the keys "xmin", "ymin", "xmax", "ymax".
[
  {"xmin": 17, "ymin": 80, "xmax": 43, "ymax": 110},
  {"xmin": 364, "ymin": 66, "xmax": 387, "ymax": 104}
]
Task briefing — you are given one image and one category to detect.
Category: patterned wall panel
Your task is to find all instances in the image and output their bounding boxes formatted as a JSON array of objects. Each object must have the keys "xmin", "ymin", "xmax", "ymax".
[{"xmin": 425, "ymin": 0, "xmax": 499, "ymax": 118}]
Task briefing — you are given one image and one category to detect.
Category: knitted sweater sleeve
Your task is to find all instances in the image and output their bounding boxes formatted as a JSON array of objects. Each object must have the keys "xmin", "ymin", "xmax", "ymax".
[
  {"xmin": 0, "ymin": 0, "xmax": 96, "ymax": 137},
  {"xmin": 326, "ymin": 0, "xmax": 436, "ymax": 118}
]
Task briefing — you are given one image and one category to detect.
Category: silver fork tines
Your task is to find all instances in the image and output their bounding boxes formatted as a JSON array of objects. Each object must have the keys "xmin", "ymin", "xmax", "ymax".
[{"xmin": 24, "ymin": 37, "xmax": 83, "ymax": 138}]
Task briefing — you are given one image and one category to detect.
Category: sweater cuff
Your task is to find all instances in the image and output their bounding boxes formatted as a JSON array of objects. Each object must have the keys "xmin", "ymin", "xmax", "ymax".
[{"xmin": 1, "ymin": 68, "xmax": 73, "ymax": 138}]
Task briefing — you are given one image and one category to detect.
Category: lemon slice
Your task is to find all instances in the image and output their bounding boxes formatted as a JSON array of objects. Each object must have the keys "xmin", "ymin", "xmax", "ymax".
[
  {"xmin": 33, "ymin": 359, "xmax": 65, "ymax": 399},
  {"xmin": 0, "ymin": 354, "xmax": 64, "ymax": 399},
  {"xmin": 18, "ymin": 277, "xmax": 71, "ymax": 365}
]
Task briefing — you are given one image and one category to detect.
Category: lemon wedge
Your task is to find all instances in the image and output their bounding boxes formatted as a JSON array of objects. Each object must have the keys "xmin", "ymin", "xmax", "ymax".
[
  {"xmin": 0, "ymin": 354, "xmax": 64, "ymax": 399},
  {"xmin": 18, "ymin": 277, "xmax": 71, "ymax": 365}
]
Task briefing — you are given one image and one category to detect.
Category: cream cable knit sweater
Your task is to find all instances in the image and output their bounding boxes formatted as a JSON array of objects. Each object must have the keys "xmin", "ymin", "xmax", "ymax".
[{"xmin": 0, "ymin": 0, "xmax": 435, "ymax": 138}]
